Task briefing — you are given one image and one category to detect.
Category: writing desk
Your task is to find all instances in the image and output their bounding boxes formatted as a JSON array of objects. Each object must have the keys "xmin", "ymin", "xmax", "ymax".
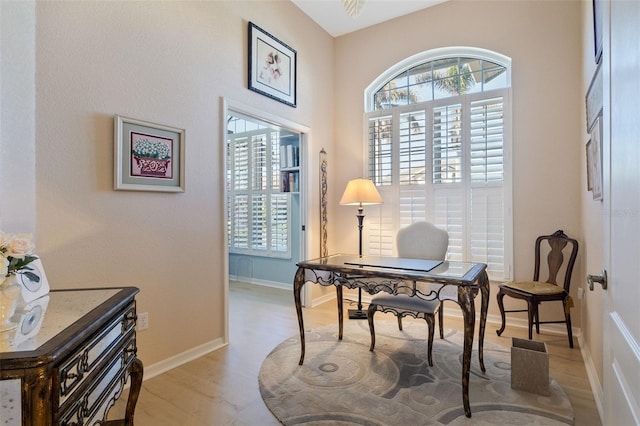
[{"xmin": 293, "ymin": 254, "xmax": 489, "ymax": 418}]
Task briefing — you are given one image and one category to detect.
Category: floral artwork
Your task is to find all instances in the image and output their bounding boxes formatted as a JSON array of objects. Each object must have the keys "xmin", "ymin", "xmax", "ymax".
[
  {"xmin": 114, "ymin": 115, "xmax": 185, "ymax": 192},
  {"xmin": 131, "ymin": 132, "xmax": 173, "ymax": 179},
  {"xmin": 257, "ymin": 42, "xmax": 290, "ymax": 95},
  {"xmin": 248, "ymin": 22, "xmax": 297, "ymax": 107}
]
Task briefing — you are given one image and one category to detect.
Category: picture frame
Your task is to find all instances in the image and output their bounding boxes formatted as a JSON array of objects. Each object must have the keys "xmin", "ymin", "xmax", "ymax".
[
  {"xmin": 585, "ymin": 139, "xmax": 592, "ymax": 191},
  {"xmin": 114, "ymin": 115, "xmax": 185, "ymax": 192},
  {"xmin": 587, "ymin": 117, "xmax": 603, "ymax": 201},
  {"xmin": 585, "ymin": 61, "xmax": 603, "ymax": 133},
  {"xmin": 248, "ymin": 22, "xmax": 297, "ymax": 108},
  {"xmin": 593, "ymin": 0, "xmax": 603, "ymax": 64}
]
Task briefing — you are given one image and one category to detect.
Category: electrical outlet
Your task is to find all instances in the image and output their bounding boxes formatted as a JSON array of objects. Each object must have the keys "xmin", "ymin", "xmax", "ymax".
[
  {"xmin": 577, "ymin": 288, "xmax": 584, "ymax": 300},
  {"xmin": 138, "ymin": 312, "xmax": 149, "ymax": 331}
]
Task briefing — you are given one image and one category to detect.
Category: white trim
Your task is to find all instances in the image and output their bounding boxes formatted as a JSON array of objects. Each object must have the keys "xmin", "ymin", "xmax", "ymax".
[
  {"xmin": 364, "ymin": 46, "xmax": 512, "ymax": 111},
  {"xmin": 142, "ymin": 338, "xmax": 227, "ymax": 381},
  {"xmin": 578, "ymin": 333, "xmax": 605, "ymax": 423},
  {"xmin": 228, "ymin": 274, "xmax": 293, "ymax": 292}
]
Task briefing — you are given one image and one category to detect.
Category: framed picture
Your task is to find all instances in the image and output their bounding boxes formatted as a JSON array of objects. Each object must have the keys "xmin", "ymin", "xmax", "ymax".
[
  {"xmin": 585, "ymin": 139, "xmax": 593, "ymax": 191},
  {"xmin": 248, "ymin": 22, "xmax": 297, "ymax": 107},
  {"xmin": 585, "ymin": 61, "xmax": 603, "ymax": 133},
  {"xmin": 593, "ymin": 0, "xmax": 603, "ymax": 64},
  {"xmin": 114, "ymin": 115, "xmax": 185, "ymax": 192},
  {"xmin": 586, "ymin": 117, "xmax": 603, "ymax": 201}
]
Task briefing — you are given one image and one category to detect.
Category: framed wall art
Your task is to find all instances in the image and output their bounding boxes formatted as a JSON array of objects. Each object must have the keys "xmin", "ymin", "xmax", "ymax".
[
  {"xmin": 593, "ymin": 0, "xmax": 603, "ymax": 64},
  {"xmin": 585, "ymin": 61, "xmax": 603, "ymax": 133},
  {"xmin": 114, "ymin": 115, "xmax": 185, "ymax": 192},
  {"xmin": 586, "ymin": 117, "xmax": 603, "ymax": 201},
  {"xmin": 248, "ymin": 22, "xmax": 297, "ymax": 107}
]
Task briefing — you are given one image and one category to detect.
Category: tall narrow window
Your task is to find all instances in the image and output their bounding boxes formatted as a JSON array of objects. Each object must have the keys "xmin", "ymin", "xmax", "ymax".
[{"xmin": 365, "ymin": 49, "xmax": 512, "ymax": 280}]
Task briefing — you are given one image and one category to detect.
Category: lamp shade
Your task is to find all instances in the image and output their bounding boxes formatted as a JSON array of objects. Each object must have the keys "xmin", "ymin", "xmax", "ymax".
[{"xmin": 339, "ymin": 178, "xmax": 383, "ymax": 206}]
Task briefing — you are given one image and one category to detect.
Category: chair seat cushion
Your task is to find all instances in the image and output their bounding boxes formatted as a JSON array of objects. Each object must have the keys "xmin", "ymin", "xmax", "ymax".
[
  {"xmin": 371, "ymin": 294, "xmax": 439, "ymax": 313},
  {"xmin": 503, "ymin": 281, "xmax": 565, "ymax": 295}
]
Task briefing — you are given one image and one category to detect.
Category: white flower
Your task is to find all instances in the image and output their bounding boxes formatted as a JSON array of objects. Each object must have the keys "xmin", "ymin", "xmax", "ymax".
[
  {"xmin": 4, "ymin": 233, "xmax": 35, "ymax": 259},
  {"xmin": 0, "ymin": 256, "xmax": 9, "ymax": 279}
]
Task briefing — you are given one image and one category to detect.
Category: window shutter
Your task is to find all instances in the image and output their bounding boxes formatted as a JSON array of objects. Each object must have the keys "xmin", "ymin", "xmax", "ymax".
[
  {"xmin": 470, "ymin": 97, "xmax": 504, "ymax": 183},
  {"xmin": 228, "ymin": 128, "xmax": 291, "ymax": 258},
  {"xmin": 231, "ymin": 194, "xmax": 249, "ymax": 250},
  {"xmin": 433, "ymin": 104, "xmax": 463, "ymax": 183},
  {"xmin": 399, "ymin": 111, "xmax": 427, "ymax": 185},
  {"xmin": 251, "ymin": 194, "xmax": 267, "ymax": 251},
  {"xmin": 368, "ymin": 115, "xmax": 393, "ymax": 186},
  {"xmin": 271, "ymin": 194, "xmax": 290, "ymax": 253}
]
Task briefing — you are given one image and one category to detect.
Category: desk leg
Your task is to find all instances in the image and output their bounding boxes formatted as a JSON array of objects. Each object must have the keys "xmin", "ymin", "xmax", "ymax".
[
  {"xmin": 294, "ymin": 267, "xmax": 306, "ymax": 365},
  {"xmin": 478, "ymin": 271, "xmax": 490, "ymax": 373},
  {"xmin": 336, "ymin": 285, "xmax": 343, "ymax": 340},
  {"xmin": 458, "ymin": 286, "xmax": 475, "ymax": 418}
]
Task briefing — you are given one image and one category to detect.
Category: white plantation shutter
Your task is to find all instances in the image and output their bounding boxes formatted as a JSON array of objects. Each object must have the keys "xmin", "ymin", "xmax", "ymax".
[
  {"xmin": 368, "ymin": 115, "xmax": 393, "ymax": 186},
  {"xmin": 364, "ymin": 88, "xmax": 511, "ymax": 280},
  {"xmin": 228, "ymin": 129, "xmax": 291, "ymax": 258},
  {"xmin": 271, "ymin": 194, "xmax": 290, "ymax": 253},
  {"xmin": 251, "ymin": 194, "xmax": 267, "ymax": 251},
  {"xmin": 230, "ymin": 194, "xmax": 249, "ymax": 250},
  {"xmin": 470, "ymin": 97, "xmax": 504, "ymax": 182}
]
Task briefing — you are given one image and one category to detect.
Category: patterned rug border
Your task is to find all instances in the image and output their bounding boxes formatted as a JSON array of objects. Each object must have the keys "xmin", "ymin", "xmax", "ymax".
[{"xmin": 259, "ymin": 321, "xmax": 574, "ymax": 425}]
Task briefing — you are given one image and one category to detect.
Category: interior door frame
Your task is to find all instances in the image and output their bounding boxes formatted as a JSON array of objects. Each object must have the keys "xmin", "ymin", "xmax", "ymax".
[{"xmin": 221, "ymin": 97, "xmax": 311, "ymax": 343}]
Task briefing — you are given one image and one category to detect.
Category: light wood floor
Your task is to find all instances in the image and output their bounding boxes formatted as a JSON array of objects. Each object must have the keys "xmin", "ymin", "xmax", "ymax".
[{"xmin": 115, "ymin": 281, "xmax": 602, "ymax": 425}]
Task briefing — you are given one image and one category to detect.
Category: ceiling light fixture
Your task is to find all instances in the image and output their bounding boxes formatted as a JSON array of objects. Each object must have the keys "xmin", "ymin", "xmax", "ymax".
[{"xmin": 341, "ymin": 0, "xmax": 366, "ymax": 18}]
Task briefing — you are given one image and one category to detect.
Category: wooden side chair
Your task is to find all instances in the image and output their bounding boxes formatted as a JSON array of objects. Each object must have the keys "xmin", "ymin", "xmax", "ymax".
[
  {"xmin": 367, "ymin": 222, "xmax": 448, "ymax": 366},
  {"xmin": 496, "ymin": 230, "xmax": 579, "ymax": 348}
]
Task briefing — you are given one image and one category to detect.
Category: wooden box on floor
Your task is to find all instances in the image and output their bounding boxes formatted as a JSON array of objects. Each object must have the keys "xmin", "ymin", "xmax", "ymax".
[{"xmin": 511, "ymin": 337, "xmax": 549, "ymax": 396}]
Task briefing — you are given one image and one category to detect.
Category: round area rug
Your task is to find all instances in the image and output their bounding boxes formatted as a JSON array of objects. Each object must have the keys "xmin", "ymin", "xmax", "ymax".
[{"xmin": 259, "ymin": 320, "xmax": 574, "ymax": 425}]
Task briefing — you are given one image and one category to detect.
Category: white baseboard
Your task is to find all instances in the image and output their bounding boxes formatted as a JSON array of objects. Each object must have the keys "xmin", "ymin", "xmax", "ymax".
[
  {"xmin": 578, "ymin": 334, "xmax": 605, "ymax": 422},
  {"xmin": 229, "ymin": 274, "xmax": 291, "ymax": 291},
  {"xmin": 142, "ymin": 337, "xmax": 227, "ymax": 381}
]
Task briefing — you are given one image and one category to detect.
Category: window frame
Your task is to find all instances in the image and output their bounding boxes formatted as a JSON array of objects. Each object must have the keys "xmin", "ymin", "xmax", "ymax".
[{"xmin": 363, "ymin": 48, "xmax": 513, "ymax": 281}]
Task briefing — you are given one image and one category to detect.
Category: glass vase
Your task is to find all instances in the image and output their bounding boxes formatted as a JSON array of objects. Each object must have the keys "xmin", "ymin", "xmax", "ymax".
[{"xmin": 0, "ymin": 276, "xmax": 22, "ymax": 333}]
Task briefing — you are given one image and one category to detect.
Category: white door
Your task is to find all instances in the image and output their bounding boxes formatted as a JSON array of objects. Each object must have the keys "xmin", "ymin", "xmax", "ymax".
[{"xmin": 602, "ymin": 1, "xmax": 640, "ymax": 424}]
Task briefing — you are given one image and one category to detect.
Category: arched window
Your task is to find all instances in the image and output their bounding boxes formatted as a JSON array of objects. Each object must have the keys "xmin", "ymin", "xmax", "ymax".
[{"xmin": 364, "ymin": 47, "xmax": 512, "ymax": 280}]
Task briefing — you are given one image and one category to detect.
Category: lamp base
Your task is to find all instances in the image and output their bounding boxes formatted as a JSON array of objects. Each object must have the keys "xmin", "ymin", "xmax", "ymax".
[{"xmin": 348, "ymin": 309, "xmax": 368, "ymax": 320}]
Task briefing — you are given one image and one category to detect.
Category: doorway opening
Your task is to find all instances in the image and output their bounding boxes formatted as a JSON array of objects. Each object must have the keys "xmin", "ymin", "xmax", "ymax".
[{"xmin": 222, "ymin": 99, "xmax": 309, "ymax": 342}]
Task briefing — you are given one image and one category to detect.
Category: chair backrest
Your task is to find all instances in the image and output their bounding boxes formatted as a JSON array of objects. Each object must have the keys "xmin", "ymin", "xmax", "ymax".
[
  {"xmin": 533, "ymin": 230, "xmax": 579, "ymax": 292},
  {"xmin": 396, "ymin": 222, "xmax": 449, "ymax": 260}
]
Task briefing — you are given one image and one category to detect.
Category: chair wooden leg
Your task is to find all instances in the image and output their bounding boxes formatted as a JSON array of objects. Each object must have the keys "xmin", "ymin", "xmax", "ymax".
[
  {"xmin": 563, "ymin": 299, "xmax": 574, "ymax": 348},
  {"xmin": 397, "ymin": 314, "xmax": 403, "ymax": 331},
  {"xmin": 438, "ymin": 304, "xmax": 444, "ymax": 339},
  {"xmin": 496, "ymin": 290, "xmax": 507, "ymax": 336},
  {"xmin": 527, "ymin": 300, "xmax": 536, "ymax": 340},
  {"xmin": 534, "ymin": 302, "xmax": 541, "ymax": 334},
  {"xmin": 367, "ymin": 304, "xmax": 377, "ymax": 351},
  {"xmin": 425, "ymin": 315, "xmax": 435, "ymax": 367}
]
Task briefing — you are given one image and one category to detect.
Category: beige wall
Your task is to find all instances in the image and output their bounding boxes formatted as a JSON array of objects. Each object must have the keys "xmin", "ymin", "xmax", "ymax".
[
  {"xmin": 333, "ymin": 0, "xmax": 585, "ymax": 325},
  {"xmin": 1, "ymin": 1, "xmax": 334, "ymax": 368},
  {"xmin": 2, "ymin": 0, "xmax": 605, "ymax": 401}
]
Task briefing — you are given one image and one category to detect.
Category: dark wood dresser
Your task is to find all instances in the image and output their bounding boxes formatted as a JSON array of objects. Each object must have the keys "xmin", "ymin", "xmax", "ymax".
[{"xmin": 0, "ymin": 287, "xmax": 143, "ymax": 425}]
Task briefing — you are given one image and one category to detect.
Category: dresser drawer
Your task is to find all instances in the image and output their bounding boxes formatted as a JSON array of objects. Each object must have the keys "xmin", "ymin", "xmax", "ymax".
[
  {"xmin": 58, "ymin": 336, "xmax": 137, "ymax": 426},
  {"xmin": 58, "ymin": 302, "xmax": 136, "ymax": 407}
]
